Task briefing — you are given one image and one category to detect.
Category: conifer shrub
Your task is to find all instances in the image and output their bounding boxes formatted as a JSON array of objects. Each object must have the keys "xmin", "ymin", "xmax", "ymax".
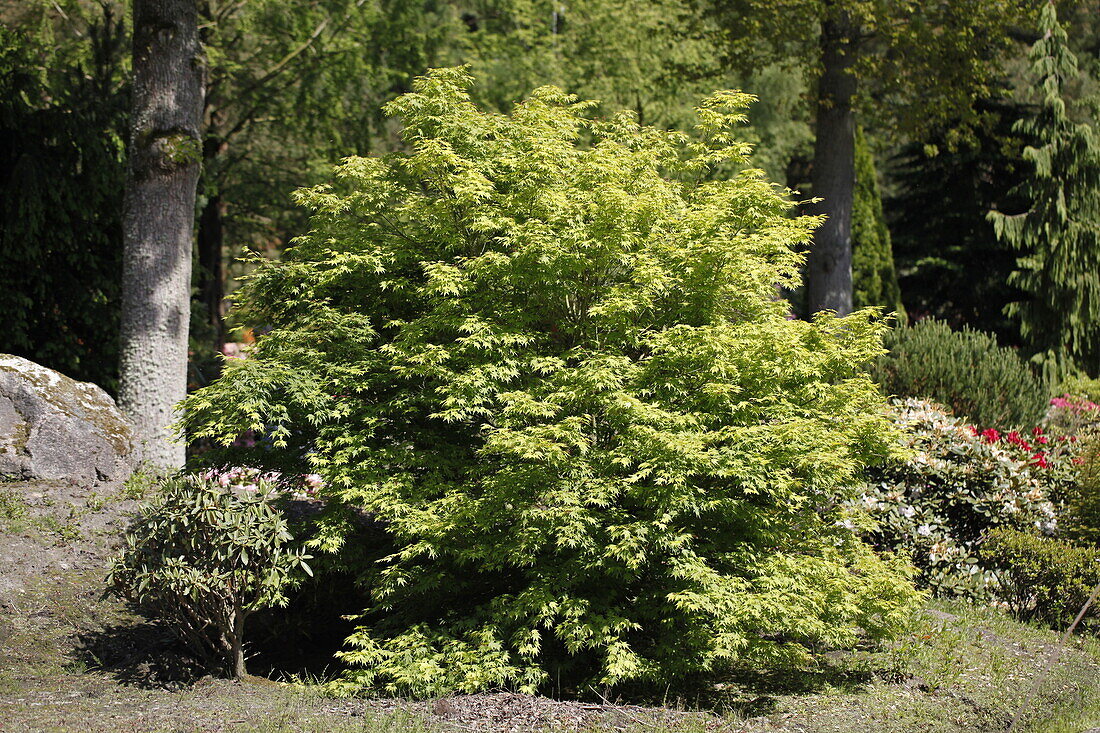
[
  {"xmin": 980, "ymin": 527, "xmax": 1100, "ymax": 630},
  {"xmin": 872, "ymin": 319, "xmax": 1046, "ymax": 428},
  {"xmin": 1058, "ymin": 374, "xmax": 1100, "ymax": 404},
  {"xmin": 852, "ymin": 127, "xmax": 905, "ymax": 320},
  {"xmin": 180, "ymin": 68, "xmax": 921, "ymax": 696},
  {"xmin": 106, "ymin": 475, "xmax": 312, "ymax": 678}
]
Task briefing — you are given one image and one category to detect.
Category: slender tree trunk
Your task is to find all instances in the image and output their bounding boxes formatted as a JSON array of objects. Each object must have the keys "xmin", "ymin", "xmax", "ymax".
[
  {"xmin": 805, "ymin": 8, "xmax": 858, "ymax": 316},
  {"xmin": 231, "ymin": 606, "xmax": 247, "ymax": 678},
  {"xmin": 118, "ymin": 0, "xmax": 204, "ymax": 470},
  {"xmin": 197, "ymin": 189, "xmax": 226, "ymax": 347}
]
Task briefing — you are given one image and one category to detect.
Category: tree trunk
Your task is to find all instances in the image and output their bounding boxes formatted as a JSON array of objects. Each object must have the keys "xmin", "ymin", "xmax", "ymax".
[
  {"xmin": 231, "ymin": 607, "xmax": 247, "ymax": 678},
  {"xmin": 197, "ymin": 188, "xmax": 226, "ymax": 348},
  {"xmin": 805, "ymin": 8, "xmax": 858, "ymax": 316},
  {"xmin": 118, "ymin": 0, "xmax": 204, "ymax": 470}
]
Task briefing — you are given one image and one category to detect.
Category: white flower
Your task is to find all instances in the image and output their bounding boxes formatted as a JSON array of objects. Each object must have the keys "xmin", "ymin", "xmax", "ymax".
[
  {"xmin": 917, "ymin": 524, "xmax": 933, "ymax": 537},
  {"xmin": 901, "ymin": 506, "xmax": 916, "ymax": 519}
]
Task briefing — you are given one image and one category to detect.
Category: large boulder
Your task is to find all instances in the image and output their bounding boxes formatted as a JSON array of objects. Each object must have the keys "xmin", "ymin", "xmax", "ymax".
[{"xmin": 0, "ymin": 355, "xmax": 134, "ymax": 484}]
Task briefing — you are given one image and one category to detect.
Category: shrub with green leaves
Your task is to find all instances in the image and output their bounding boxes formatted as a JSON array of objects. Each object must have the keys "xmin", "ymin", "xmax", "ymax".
[
  {"xmin": 1062, "ymin": 437, "xmax": 1100, "ymax": 547},
  {"xmin": 180, "ymin": 68, "xmax": 921, "ymax": 696},
  {"xmin": 1058, "ymin": 374, "xmax": 1100, "ymax": 404},
  {"xmin": 105, "ymin": 475, "xmax": 312, "ymax": 678},
  {"xmin": 861, "ymin": 399, "xmax": 1061, "ymax": 599},
  {"xmin": 980, "ymin": 527, "xmax": 1100, "ymax": 630},
  {"xmin": 872, "ymin": 319, "xmax": 1046, "ymax": 429}
]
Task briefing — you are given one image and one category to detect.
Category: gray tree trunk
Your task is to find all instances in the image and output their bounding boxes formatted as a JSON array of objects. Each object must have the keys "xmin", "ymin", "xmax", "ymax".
[
  {"xmin": 119, "ymin": 0, "xmax": 204, "ymax": 471},
  {"xmin": 805, "ymin": 9, "xmax": 858, "ymax": 316},
  {"xmin": 230, "ymin": 605, "xmax": 247, "ymax": 679}
]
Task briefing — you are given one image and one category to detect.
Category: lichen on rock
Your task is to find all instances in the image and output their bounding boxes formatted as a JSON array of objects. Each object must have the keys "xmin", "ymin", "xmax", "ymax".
[{"xmin": 0, "ymin": 355, "xmax": 134, "ymax": 484}]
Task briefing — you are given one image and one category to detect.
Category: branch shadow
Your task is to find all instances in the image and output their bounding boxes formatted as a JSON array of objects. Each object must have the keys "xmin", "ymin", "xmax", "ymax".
[{"xmin": 73, "ymin": 618, "xmax": 206, "ymax": 689}]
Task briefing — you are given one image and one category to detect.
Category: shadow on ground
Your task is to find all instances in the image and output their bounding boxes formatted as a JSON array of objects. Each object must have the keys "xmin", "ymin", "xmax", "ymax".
[{"xmin": 74, "ymin": 618, "xmax": 204, "ymax": 688}]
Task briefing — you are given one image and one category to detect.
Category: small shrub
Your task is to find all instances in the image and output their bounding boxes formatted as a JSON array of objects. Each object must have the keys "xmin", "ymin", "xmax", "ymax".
[
  {"xmin": 862, "ymin": 399, "xmax": 1062, "ymax": 598},
  {"xmin": 1062, "ymin": 437, "xmax": 1100, "ymax": 546},
  {"xmin": 180, "ymin": 68, "xmax": 922, "ymax": 696},
  {"xmin": 981, "ymin": 527, "xmax": 1100, "ymax": 630},
  {"xmin": 872, "ymin": 319, "xmax": 1047, "ymax": 428},
  {"xmin": 1058, "ymin": 374, "xmax": 1100, "ymax": 403},
  {"xmin": 0, "ymin": 485, "xmax": 26, "ymax": 530},
  {"xmin": 106, "ymin": 475, "xmax": 312, "ymax": 678}
]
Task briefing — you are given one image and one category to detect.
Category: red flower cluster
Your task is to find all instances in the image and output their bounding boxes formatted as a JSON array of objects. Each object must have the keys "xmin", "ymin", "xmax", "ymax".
[{"xmin": 972, "ymin": 424, "xmax": 1071, "ymax": 469}]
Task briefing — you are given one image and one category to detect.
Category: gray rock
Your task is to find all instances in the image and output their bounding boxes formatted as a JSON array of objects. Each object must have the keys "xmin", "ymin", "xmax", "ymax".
[{"xmin": 0, "ymin": 355, "xmax": 134, "ymax": 484}]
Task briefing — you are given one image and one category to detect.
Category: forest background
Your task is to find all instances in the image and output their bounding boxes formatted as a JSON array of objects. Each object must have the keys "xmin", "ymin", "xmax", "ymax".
[{"xmin": 3, "ymin": 0, "xmax": 1100, "ymax": 396}]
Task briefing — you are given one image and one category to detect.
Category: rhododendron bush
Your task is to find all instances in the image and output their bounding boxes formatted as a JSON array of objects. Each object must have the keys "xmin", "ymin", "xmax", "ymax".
[
  {"xmin": 179, "ymin": 69, "xmax": 920, "ymax": 696},
  {"xmin": 862, "ymin": 399, "xmax": 1074, "ymax": 598},
  {"xmin": 1045, "ymin": 394, "xmax": 1100, "ymax": 435}
]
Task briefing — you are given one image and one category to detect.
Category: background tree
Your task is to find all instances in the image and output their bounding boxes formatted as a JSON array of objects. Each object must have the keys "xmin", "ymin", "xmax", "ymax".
[
  {"xmin": 119, "ymin": 0, "xmax": 204, "ymax": 470},
  {"xmin": 888, "ymin": 97, "xmax": 1029, "ymax": 340},
  {"xmin": 714, "ymin": 0, "xmax": 1037, "ymax": 316},
  {"xmin": 990, "ymin": 2, "xmax": 1100, "ymax": 379},
  {"xmin": 193, "ymin": 0, "xmax": 456, "ymax": 353}
]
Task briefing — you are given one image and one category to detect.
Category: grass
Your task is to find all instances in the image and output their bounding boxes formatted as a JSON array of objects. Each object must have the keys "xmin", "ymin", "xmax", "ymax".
[
  {"xmin": 1, "ymin": 598, "xmax": 1098, "ymax": 732},
  {"xmin": 0, "ymin": 484, "xmax": 27, "ymax": 531},
  {"xmin": 677, "ymin": 599, "xmax": 1100, "ymax": 732},
  {"xmin": 120, "ymin": 469, "xmax": 159, "ymax": 501}
]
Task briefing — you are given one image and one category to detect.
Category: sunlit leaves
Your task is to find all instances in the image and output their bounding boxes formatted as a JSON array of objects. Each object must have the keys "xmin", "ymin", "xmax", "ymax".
[
  {"xmin": 105, "ymin": 475, "xmax": 312, "ymax": 676},
  {"xmin": 180, "ymin": 68, "xmax": 919, "ymax": 696}
]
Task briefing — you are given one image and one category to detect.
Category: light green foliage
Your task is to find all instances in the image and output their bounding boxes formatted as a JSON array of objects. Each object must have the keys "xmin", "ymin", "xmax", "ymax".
[
  {"xmin": 851, "ymin": 127, "xmax": 904, "ymax": 320},
  {"xmin": 1059, "ymin": 374, "xmax": 1100, "ymax": 404},
  {"xmin": 458, "ymin": 0, "xmax": 723, "ymax": 132},
  {"xmin": 873, "ymin": 319, "xmax": 1047, "ymax": 429},
  {"xmin": 990, "ymin": 3, "xmax": 1100, "ymax": 380},
  {"xmin": 1063, "ymin": 438, "xmax": 1100, "ymax": 547},
  {"xmin": 981, "ymin": 527, "xmax": 1100, "ymax": 631},
  {"xmin": 106, "ymin": 475, "xmax": 312, "ymax": 677},
  {"xmin": 181, "ymin": 68, "xmax": 920, "ymax": 696},
  {"xmin": 862, "ymin": 400, "xmax": 1062, "ymax": 599},
  {"xmin": 714, "ymin": 0, "xmax": 1034, "ymax": 142}
]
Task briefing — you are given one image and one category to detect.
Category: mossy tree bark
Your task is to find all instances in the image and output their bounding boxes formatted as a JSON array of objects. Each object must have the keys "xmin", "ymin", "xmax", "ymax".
[
  {"xmin": 119, "ymin": 0, "xmax": 204, "ymax": 470},
  {"xmin": 805, "ymin": 5, "xmax": 858, "ymax": 316}
]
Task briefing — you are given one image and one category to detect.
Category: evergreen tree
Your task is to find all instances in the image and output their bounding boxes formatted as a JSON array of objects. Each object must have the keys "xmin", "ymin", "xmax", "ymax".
[
  {"xmin": 712, "ymin": 0, "xmax": 1037, "ymax": 316},
  {"xmin": 990, "ymin": 2, "xmax": 1100, "ymax": 379},
  {"xmin": 851, "ymin": 126, "xmax": 904, "ymax": 320}
]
